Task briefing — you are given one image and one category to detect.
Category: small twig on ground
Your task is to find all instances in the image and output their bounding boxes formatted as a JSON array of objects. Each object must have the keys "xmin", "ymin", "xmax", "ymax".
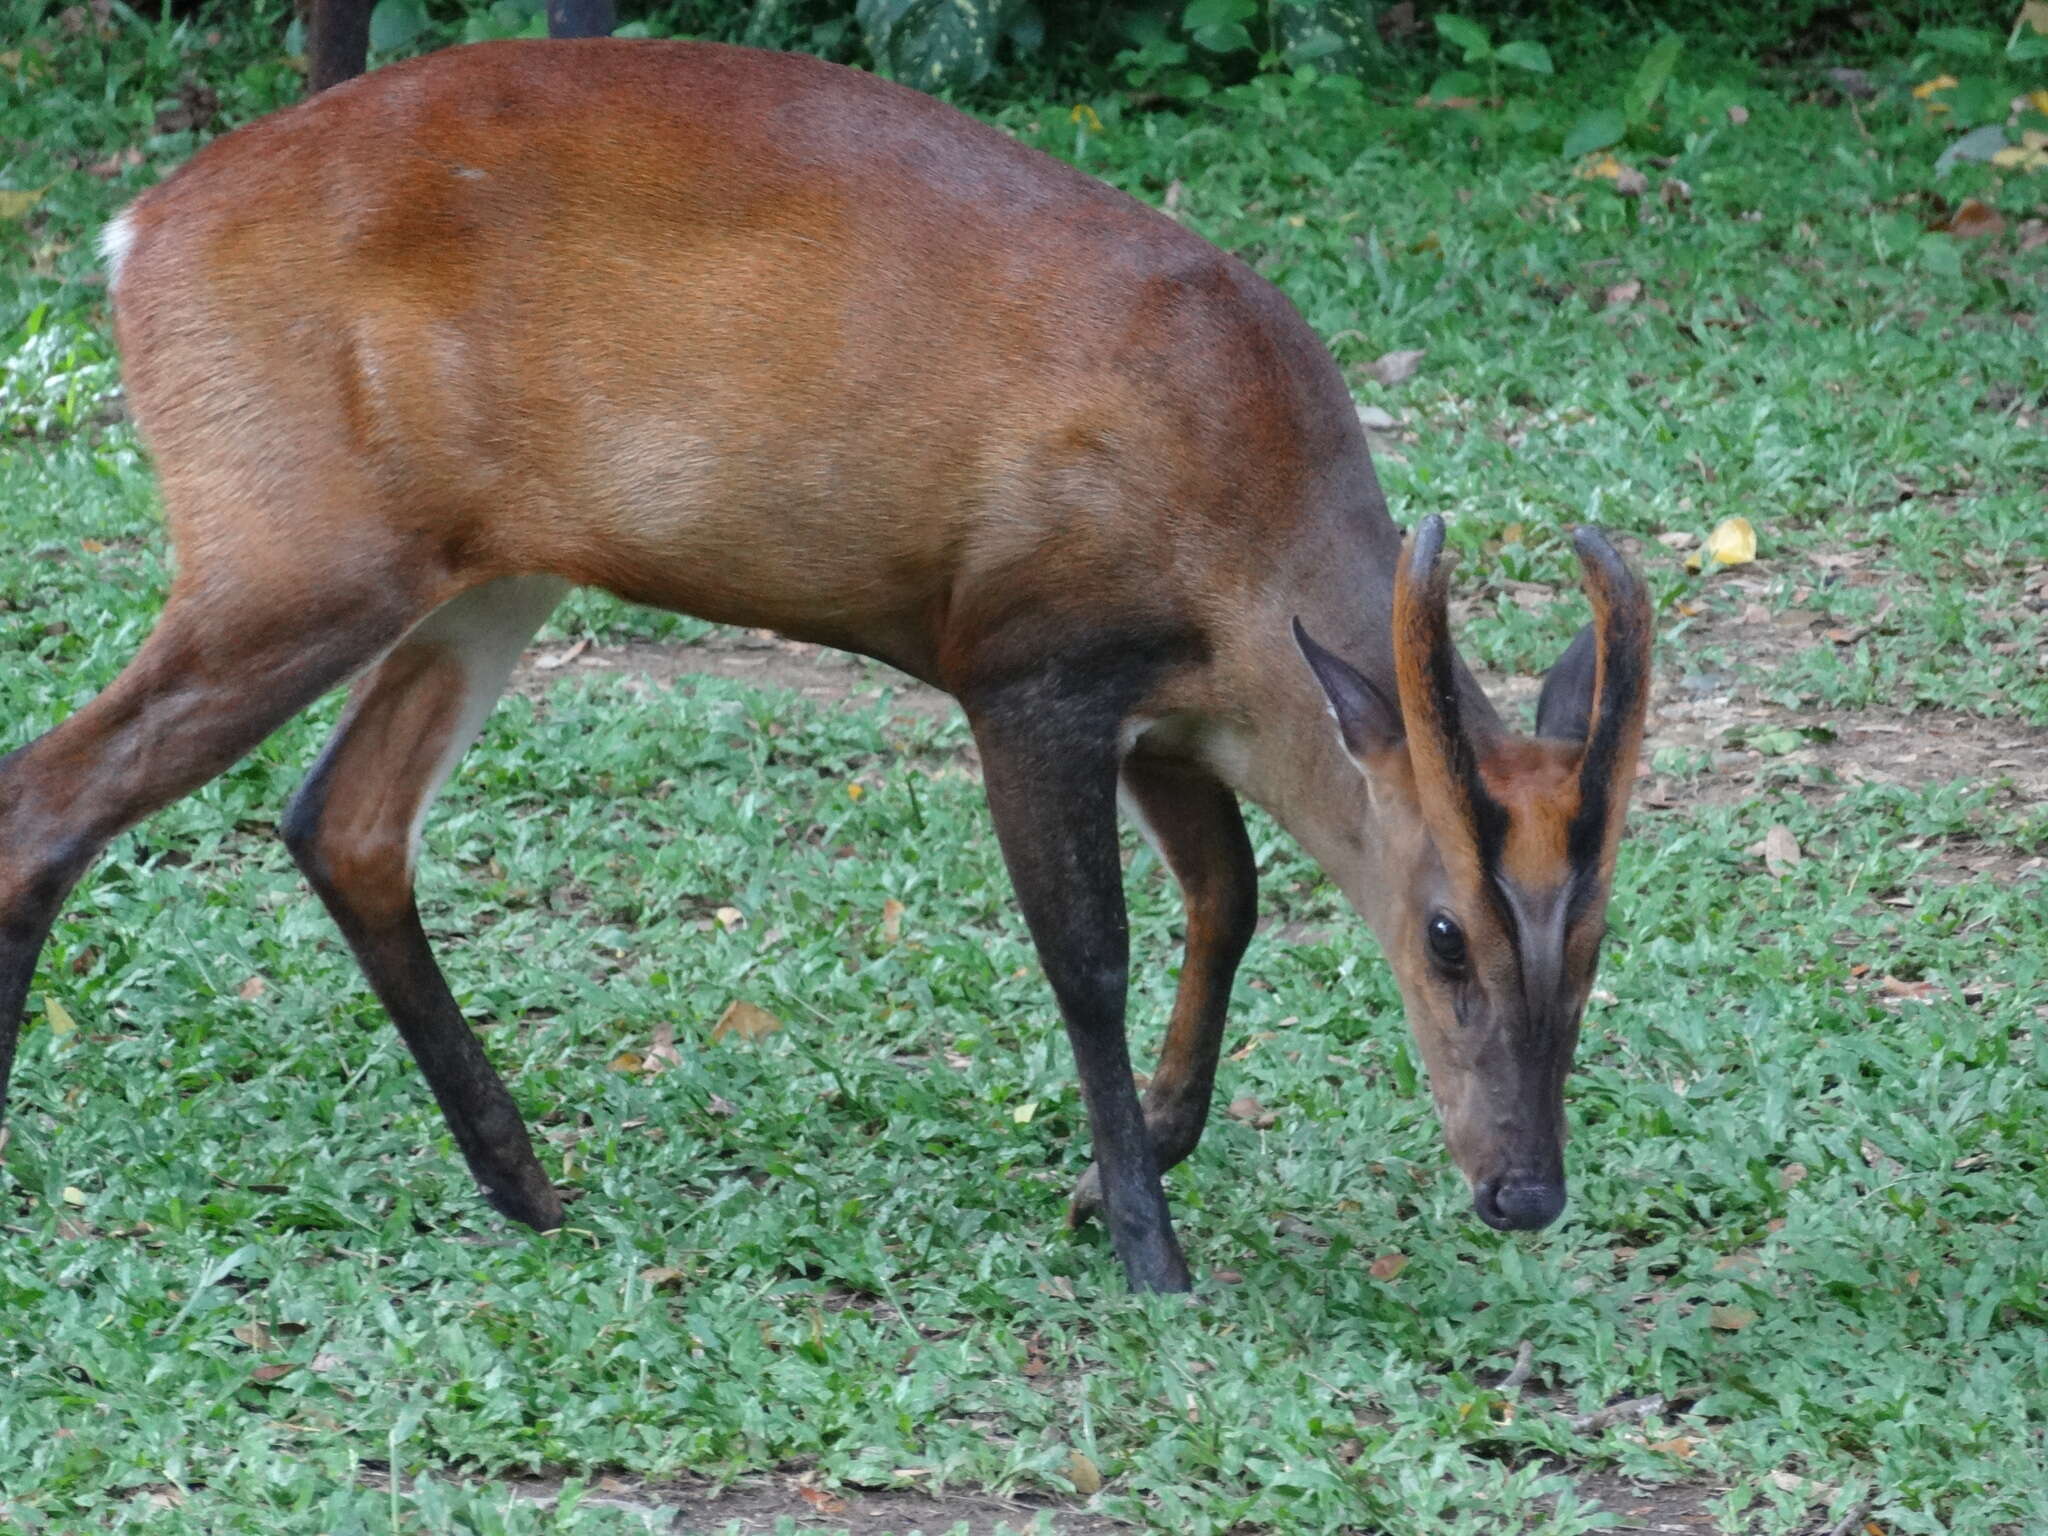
[
  {"xmin": 1823, "ymin": 1499, "xmax": 1874, "ymax": 1536},
  {"xmin": 1567, "ymin": 1384, "xmax": 1706, "ymax": 1434},
  {"xmin": 1499, "ymin": 1340, "xmax": 1534, "ymax": 1394}
]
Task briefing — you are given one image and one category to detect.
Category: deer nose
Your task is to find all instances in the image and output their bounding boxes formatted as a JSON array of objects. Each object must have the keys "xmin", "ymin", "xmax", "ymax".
[{"xmin": 1473, "ymin": 1177, "xmax": 1567, "ymax": 1231}]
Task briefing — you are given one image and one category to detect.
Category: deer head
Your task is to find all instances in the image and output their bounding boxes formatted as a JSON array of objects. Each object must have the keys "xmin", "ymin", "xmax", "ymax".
[{"xmin": 1295, "ymin": 518, "xmax": 1651, "ymax": 1230}]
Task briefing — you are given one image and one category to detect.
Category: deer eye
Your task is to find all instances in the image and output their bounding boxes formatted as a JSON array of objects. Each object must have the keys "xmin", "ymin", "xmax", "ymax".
[{"xmin": 1426, "ymin": 912, "xmax": 1467, "ymax": 977}]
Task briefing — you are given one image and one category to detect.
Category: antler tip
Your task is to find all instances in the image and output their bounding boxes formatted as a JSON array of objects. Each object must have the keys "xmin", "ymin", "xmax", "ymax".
[{"xmin": 1405, "ymin": 515, "xmax": 1447, "ymax": 585}]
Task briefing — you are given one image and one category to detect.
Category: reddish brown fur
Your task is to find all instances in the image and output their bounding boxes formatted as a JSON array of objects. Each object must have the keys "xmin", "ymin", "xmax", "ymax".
[
  {"xmin": 0, "ymin": 40, "xmax": 1653, "ymax": 1284},
  {"xmin": 1476, "ymin": 740, "xmax": 1582, "ymax": 894}
]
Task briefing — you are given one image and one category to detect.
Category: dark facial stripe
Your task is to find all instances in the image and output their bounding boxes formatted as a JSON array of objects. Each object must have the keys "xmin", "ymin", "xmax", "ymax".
[{"xmin": 1402, "ymin": 517, "xmax": 1512, "ymax": 879}]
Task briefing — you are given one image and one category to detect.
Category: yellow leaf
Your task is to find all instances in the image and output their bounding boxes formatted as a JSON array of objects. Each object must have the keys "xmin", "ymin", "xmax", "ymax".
[
  {"xmin": 608, "ymin": 1050, "xmax": 645, "ymax": 1074},
  {"xmin": 1065, "ymin": 1450, "xmax": 1103, "ymax": 1494},
  {"xmin": 846, "ymin": 783, "xmax": 863, "ymax": 800},
  {"xmin": 1011, "ymin": 1101, "xmax": 1037, "ymax": 1125},
  {"xmin": 1578, "ymin": 153, "xmax": 1625, "ymax": 181},
  {"xmin": 710, "ymin": 999, "xmax": 782, "ymax": 1044},
  {"xmin": 1992, "ymin": 145, "xmax": 2045, "ymax": 168},
  {"xmin": 61, "ymin": 1186, "xmax": 86, "ymax": 1207},
  {"xmin": 0, "ymin": 187, "xmax": 44, "ymax": 220},
  {"xmin": 1709, "ymin": 1303, "xmax": 1759, "ymax": 1331},
  {"xmin": 1685, "ymin": 516, "xmax": 1756, "ymax": 572},
  {"xmin": 45, "ymin": 996, "xmax": 76, "ymax": 1037},
  {"xmin": 1068, "ymin": 103, "xmax": 1103, "ymax": 134},
  {"xmin": 2029, "ymin": 88, "xmax": 2048, "ymax": 115},
  {"xmin": 1646, "ymin": 1435, "xmax": 1698, "ymax": 1458},
  {"xmin": 1912, "ymin": 74, "xmax": 1958, "ymax": 100}
]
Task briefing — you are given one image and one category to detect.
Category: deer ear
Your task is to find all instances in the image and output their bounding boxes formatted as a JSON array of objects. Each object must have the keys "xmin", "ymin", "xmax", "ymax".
[
  {"xmin": 1534, "ymin": 623, "xmax": 1597, "ymax": 744},
  {"xmin": 1293, "ymin": 618, "xmax": 1402, "ymax": 759}
]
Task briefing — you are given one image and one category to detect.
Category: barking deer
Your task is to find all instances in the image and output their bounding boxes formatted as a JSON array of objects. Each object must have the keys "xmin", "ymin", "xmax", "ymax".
[{"xmin": 0, "ymin": 41, "xmax": 1651, "ymax": 1292}]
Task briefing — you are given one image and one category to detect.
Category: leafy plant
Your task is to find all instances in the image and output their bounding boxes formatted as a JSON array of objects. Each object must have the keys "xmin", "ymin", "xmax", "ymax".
[
  {"xmin": 1427, "ymin": 12, "xmax": 1553, "ymax": 102},
  {"xmin": 854, "ymin": 0, "xmax": 1018, "ymax": 88},
  {"xmin": 1562, "ymin": 31, "xmax": 1682, "ymax": 158}
]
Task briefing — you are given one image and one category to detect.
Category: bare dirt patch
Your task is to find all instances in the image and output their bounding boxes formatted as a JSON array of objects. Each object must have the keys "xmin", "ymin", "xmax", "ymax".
[
  {"xmin": 510, "ymin": 622, "xmax": 2045, "ymax": 886},
  {"xmin": 391, "ymin": 1470, "xmax": 1125, "ymax": 1534},
  {"xmin": 511, "ymin": 630, "xmax": 956, "ymax": 724}
]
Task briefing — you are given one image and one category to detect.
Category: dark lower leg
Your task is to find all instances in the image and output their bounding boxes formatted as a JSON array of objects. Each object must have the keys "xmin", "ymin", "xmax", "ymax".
[
  {"xmin": 282, "ymin": 585, "xmax": 564, "ymax": 1229},
  {"xmin": 1072, "ymin": 758, "xmax": 1257, "ymax": 1225},
  {"xmin": 971, "ymin": 717, "xmax": 1190, "ymax": 1293}
]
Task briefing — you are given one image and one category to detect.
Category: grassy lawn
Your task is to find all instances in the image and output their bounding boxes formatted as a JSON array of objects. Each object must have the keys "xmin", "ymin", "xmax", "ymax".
[{"xmin": 3, "ymin": 3, "xmax": 2046, "ymax": 1533}]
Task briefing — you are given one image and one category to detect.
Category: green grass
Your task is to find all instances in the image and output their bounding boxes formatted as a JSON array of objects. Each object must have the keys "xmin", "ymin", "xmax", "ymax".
[{"xmin": 3, "ymin": 3, "xmax": 2047, "ymax": 1533}]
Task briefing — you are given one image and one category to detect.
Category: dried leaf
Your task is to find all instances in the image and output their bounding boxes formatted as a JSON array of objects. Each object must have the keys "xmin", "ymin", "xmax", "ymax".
[
  {"xmin": 1943, "ymin": 198, "xmax": 2005, "ymax": 238},
  {"xmin": 710, "ymin": 1000, "xmax": 782, "ymax": 1044},
  {"xmin": 1604, "ymin": 279, "xmax": 1643, "ymax": 307},
  {"xmin": 608, "ymin": 1050, "xmax": 645, "ymax": 1074},
  {"xmin": 60, "ymin": 1185, "xmax": 86, "ymax": 1207},
  {"xmin": 1355, "ymin": 403, "xmax": 1399, "ymax": 431},
  {"xmin": 1661, "ymin": 177, "xmax": 1693, "ymax": 208},
  {"xmin": 44, "ymin": 996, "xmax": 76, "ymax": 1037},
  {"xmin": 1768, "ymin": 1468, "xmax": 1838, "ymax": 1499},
  {"xmin": 1780, "ymin": 1162, "xmax": 1808, "ymax": 1190},
  {"xmin": 232, "ymin": 1321, "xmax": 274, "ymax": 1350},
  {"xmin": 795, "ymin": 1486, "xmax": 846, "ymax": 1515},
  {"xmin": 1368, "ymin": 1251, "xmax": 1408, "ymax": 1281},
  {"xmin": 1708, "ymin": 1304, "xmax": 1758, "ymax": 1331},
  {"xmin": 880, "ymin": 898, "xmax": 904, "ymax": 943},
  {"xmin": 1762, "ymin": 825, "xmax": 1803, "ymax": 877},
  {"xmin": 2023, "ymin": 1, "xmax": 2048, "ymax": 36},
  {"xmin": 249, "ymin": 1362, "xmax": 298, "ymax": 1383},
  {"xmin": 1645, "ymin": 1435, "xmax": 1698, "ymax": 1458},
  {"xmin": 532, "ymin": 636, "xmax": 589, "ymax": 670},
  {"xmin": 1913, "ymin": 74, "xmax": 1959, "ymax": 111},
  {"xmin": 1367, "ymin": 348, "xmax": 1426, "ymax": 387},
  {"xmin": 0, "ymin": 187, "xmax": 45, "ymax": 220},
  {"xmin": 1226, "ymin": 1094, "xmax": 1277, "ymax": 1129},
  {"xmin": 713, "ymin": 906, "xmax": 744, "ymax": 931},
  {"xmin": 639, "ymin": 1265, "xmax": 685, "ymax": 1288},
  {"xmin": 1879, "ymin": 975, "xmax": 1935, "ymax": 1003},
  {"xmin": 87, "ymin": 146, "xmax": 144, "ymax": 179},
  {"xmin": 237, "ymin": 975, "xmax": 267, "ymax": 1001},
  {"xmin": 1613, "ymin": 166, "xmax": 1648, "ymax": 197},
  {"xmin": 1684, "ymin": 516, "xmax": 1757, "ymax": 572},
  {"xmin": 1011, "ymin": 1101, "xmax": 1037, "ymax": 1125},
  {"xmin": 1726, "ymin": 103, "xmax": 1749, "ymax": 125},
  {"xmin": 646, "ymin": 1021, "xmax": 682, "ymax": 1072},
  {"xmin": 309, "ymin": 1352, "xmax": 345, "ymax": 1374},
  {"xmin": 1065, "ymin": 1450, "xmax": 1104, "ymax": 1495}
]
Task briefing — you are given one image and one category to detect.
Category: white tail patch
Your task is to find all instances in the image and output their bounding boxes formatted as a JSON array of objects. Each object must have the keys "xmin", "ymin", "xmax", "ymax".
[{"xmin": 98, "ymin": 208, "xmax": 138, "ymax": 288}]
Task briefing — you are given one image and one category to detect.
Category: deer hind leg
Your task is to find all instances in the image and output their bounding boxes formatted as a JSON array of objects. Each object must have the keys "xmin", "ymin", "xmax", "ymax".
[
  {"xmin": 0, "ymin": 569, "xmax": 426, "ymax": 1141},
  {"xmin": 280, "ymin": 575, "xmax": 568, "ymax": 1230},
  {"xmin": 1069, "ymin": 756, "xmax": 1257, "ymax": 1227}
]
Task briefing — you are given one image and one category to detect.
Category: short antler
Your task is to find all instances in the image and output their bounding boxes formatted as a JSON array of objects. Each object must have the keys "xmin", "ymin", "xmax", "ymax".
[
  {"xmin": 1562, "ymin": 526, "xmax": 1653, "ymax": 878},
  {"xmin": 1390, "ymin": 516, "xmax": 1504, "ymax": 884}
]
